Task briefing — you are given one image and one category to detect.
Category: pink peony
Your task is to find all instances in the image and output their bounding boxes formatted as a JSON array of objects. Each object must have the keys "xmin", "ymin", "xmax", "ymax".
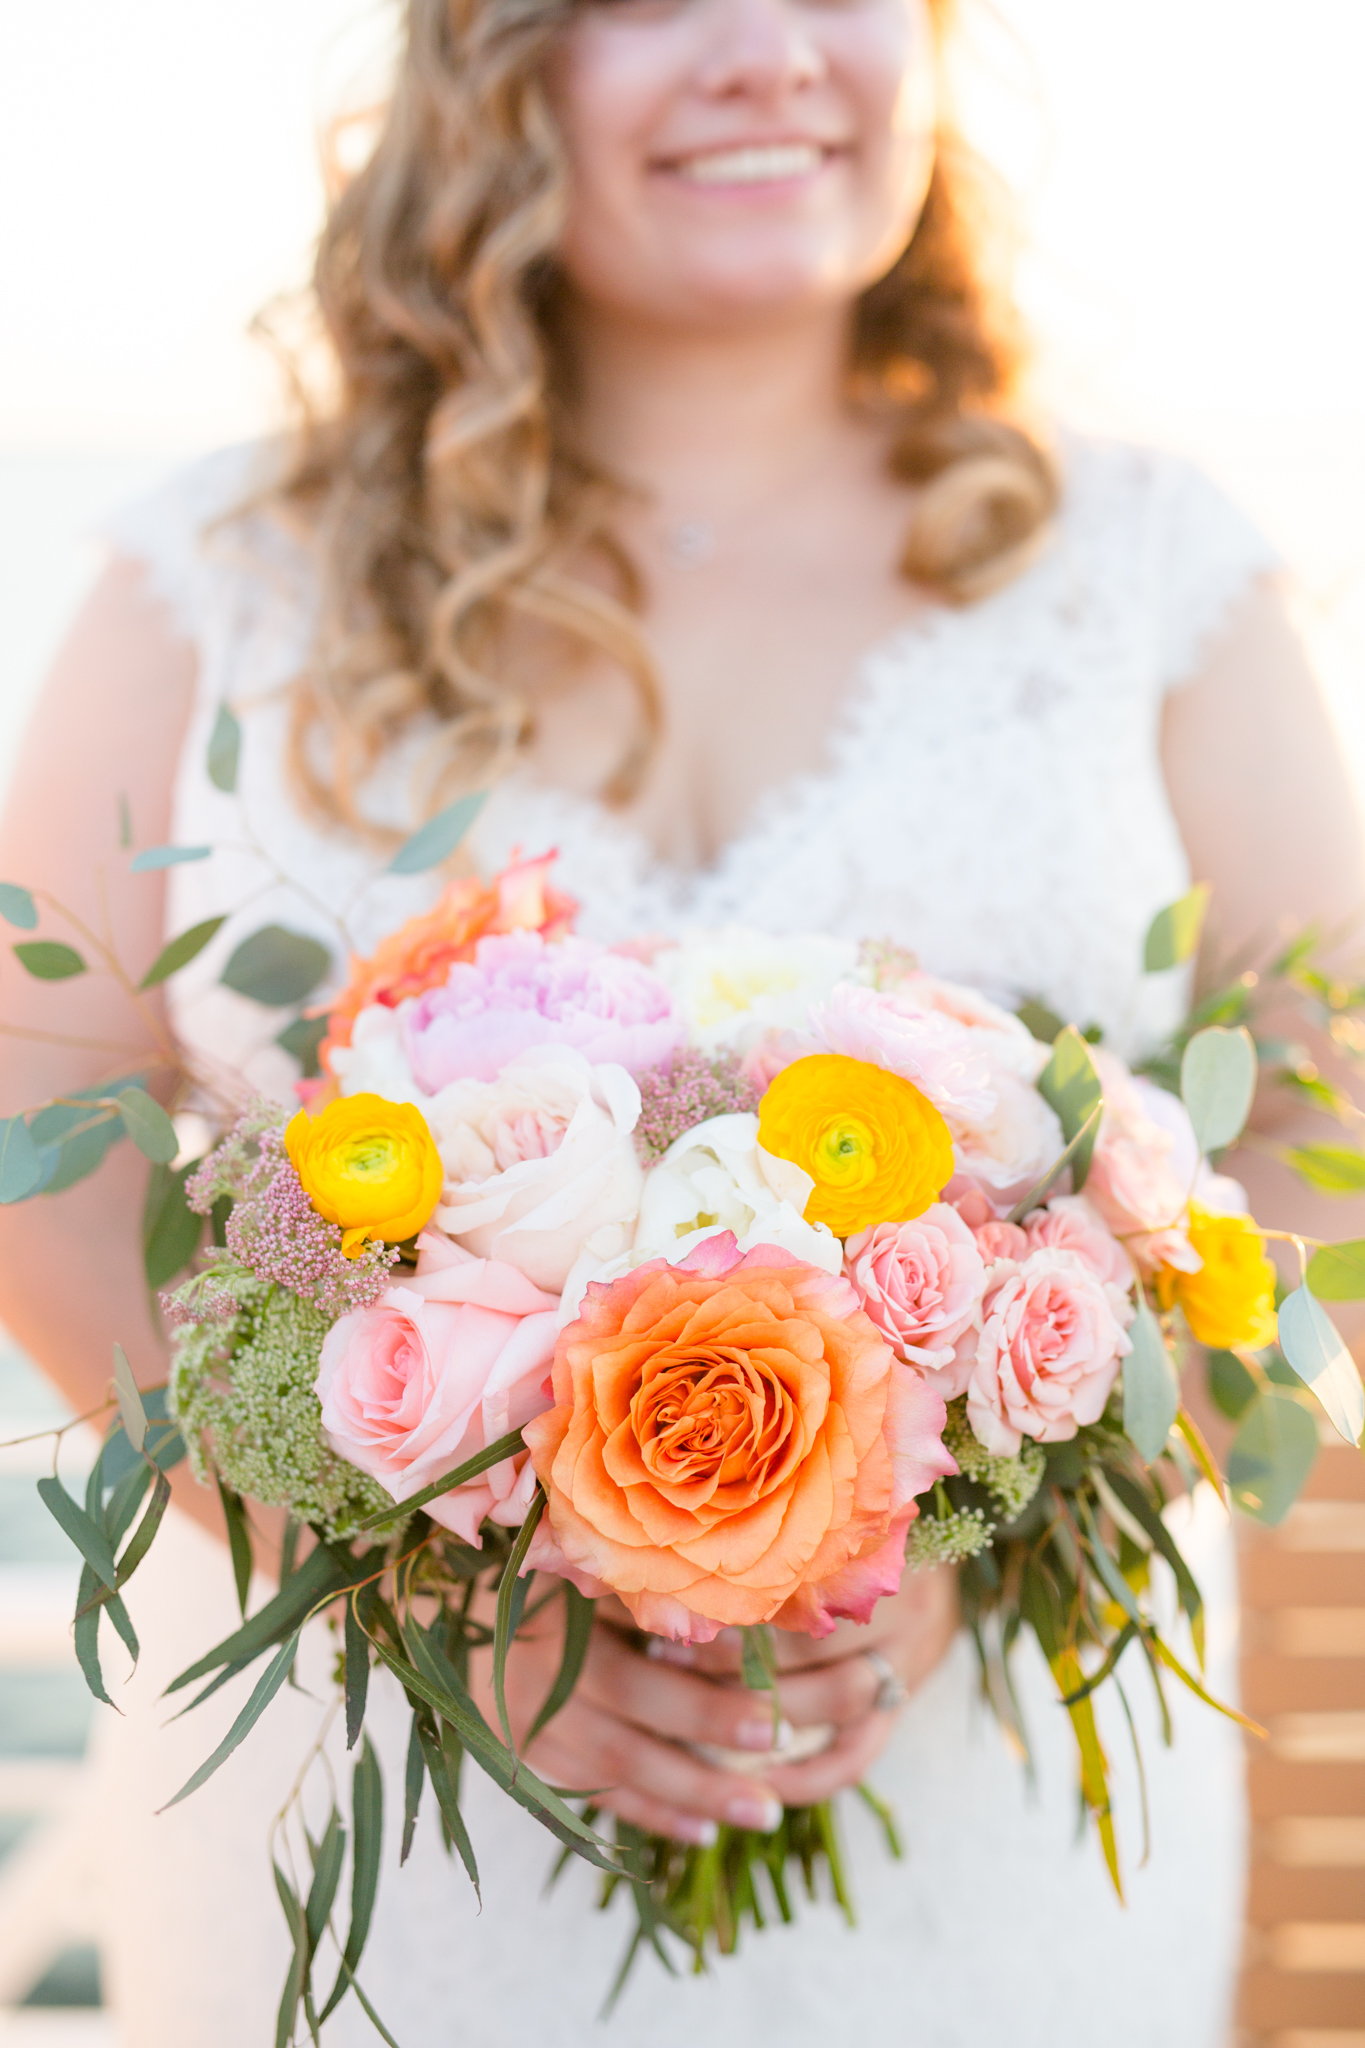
[
  {"xmin": 314, "ymin": 1234, "xmax": 559, "ymax": 1544},
  {"xmin": 402, "ymin": 931, "xmax": 681, "ymax": 1091},
  {"xmin": 844, "ymin": 1206, "xmax": 988, "ymax": 1377},
  {"xmin": 806, "ymin": 983, "xmax": 996, "ymax": 1121},
  {"xmin": 964, "ymin": 1247, "xmax": 1131, "ymax": 1455}
]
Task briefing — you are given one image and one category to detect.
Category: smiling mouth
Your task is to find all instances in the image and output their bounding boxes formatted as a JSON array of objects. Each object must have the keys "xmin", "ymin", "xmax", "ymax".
[{"xmin": 668, "ymin": 143, "xmax": 834, "ymax": 189}]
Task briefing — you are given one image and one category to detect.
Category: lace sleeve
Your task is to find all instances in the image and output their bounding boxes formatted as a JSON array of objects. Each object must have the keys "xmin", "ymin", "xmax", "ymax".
[
  {"xmin": 1152, "ymin": 455, "xmax": 1281, "ymax": 691},
  {"xmin": 99, "ymin": 440, "xmax": 286, "ymax": 648}
]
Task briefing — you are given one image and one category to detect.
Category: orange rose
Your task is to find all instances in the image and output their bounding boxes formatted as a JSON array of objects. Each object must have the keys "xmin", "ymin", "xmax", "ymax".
[
  {"xmin": 318, "ymin": 851, "xmax": 576, "ymax": 1073},
  {"xmin": 523, "ymin": 1235, "xmax": 955, "ymax": 1642}
]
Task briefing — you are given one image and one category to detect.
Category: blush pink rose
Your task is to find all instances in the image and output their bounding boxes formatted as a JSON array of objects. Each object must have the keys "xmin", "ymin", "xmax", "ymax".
[
  {"xmin": 974, "ymin": 1219, "xmax": 1031, "ymax": 1265},
  {"xmin": 315, "ymin": 1233, "xmax": 559, "ymax": 1544},
  {"xmin": 403, "ymin": 931, "xmax": 681, "ymax": 1091},
  {"xmin": 1086, "ymin": 1049, "xmax": 1199, "ymax": 1275},
  {"xmin": 844, "ymin": 1206, "xmax": 988, "ymax": 1382},
  {"xmin": 1025, "ymin": 1194, "xmax": 1134, "ymax": 1301},
  {"xmin": 964, "ymin": 1247, "xmax": 1131, "ymax": 1455}
]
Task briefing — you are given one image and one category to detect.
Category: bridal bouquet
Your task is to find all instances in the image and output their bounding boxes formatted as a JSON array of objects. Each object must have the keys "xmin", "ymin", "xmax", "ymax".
[{"xmin": 5, "ymin": 761, "xmax": 1365, "ymax": 2042}]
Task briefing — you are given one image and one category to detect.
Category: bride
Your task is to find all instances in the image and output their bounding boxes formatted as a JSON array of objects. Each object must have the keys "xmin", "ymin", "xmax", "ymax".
[{"xmin": 2, "ymin": 1, "xmax": 1362, "ymax": 2042}]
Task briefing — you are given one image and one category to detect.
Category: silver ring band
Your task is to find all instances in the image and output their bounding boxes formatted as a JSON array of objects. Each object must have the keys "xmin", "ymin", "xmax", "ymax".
[{"xmin": 864, "ymin": 1648, "xmax": 910, "ymax": 1714}]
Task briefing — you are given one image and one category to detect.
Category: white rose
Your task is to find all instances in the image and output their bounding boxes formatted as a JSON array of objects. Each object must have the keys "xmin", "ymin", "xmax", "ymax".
[
  {"xmin": 558, "ymin": 1111, "xmax": 841, "ymax": 1324},
  {"xmin": 331, "ymin": 1002, "xmax": 425, "ymax": 1104},
  {"xmin": 951, "ymin": 1071, "xmax": 1064, "ymax": 1201},
  {"xmin": 428, "ymin": 1046, "xmax": 644, "ymax": 1293},
  {"xmin": 652, "ymin": 928, "xmax": 860, "ymax": 1055}
]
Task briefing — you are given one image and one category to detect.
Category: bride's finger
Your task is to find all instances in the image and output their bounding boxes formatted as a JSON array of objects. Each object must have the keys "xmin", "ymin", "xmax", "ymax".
[
  {"xmin": 579, "ymin": 1625, "xmax": 794, "ymax": 1753},
  {"xmin": 530, "ymin": 1694, "xmax": 785, "ymax": 1834},
  {"xmin": 760, "ymin": 1710, "xmax": 893, "ymax": 1808}
]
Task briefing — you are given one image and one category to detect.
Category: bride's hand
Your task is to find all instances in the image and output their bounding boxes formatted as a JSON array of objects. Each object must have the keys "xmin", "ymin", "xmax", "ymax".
[{"xmin": 470, "ymin": 1566, "xmax": 958, "ymax": 1846}]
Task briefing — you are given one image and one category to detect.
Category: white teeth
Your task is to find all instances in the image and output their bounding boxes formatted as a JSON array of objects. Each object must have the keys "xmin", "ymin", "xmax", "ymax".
[{"xmin": 677, "ymin": 144, "xmax": 825, "ymax": 187}]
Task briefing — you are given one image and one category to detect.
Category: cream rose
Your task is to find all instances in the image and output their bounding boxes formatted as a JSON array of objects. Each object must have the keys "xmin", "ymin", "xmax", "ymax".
[
  {"xmin": 428, "ymin": 1045, "xmax": 644, "ymax": 1292},
  {"xmin": 653, "ymin": 928, "xmax": 859, "ymax": 1056}
]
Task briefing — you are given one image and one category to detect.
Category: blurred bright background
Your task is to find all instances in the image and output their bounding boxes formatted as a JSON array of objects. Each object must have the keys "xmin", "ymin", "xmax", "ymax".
[{"xmin": 0, "ymin": 1, "xmax": 1363, "ymax": 2035}]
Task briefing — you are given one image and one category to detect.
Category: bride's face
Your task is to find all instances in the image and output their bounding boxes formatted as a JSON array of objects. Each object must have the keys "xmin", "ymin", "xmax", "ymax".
[{"xmin": 547, "ymin": 0, "xmax": 938, "ymax": 328}]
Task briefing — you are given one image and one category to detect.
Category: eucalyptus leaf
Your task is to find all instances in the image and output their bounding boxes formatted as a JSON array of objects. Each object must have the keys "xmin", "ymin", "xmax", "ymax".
[
  {"xmin": 493, "ymin": 1489, "xmax": 545, "ymax": 1755},
  {"xmin": 344, "ymin": 1600, "xmax": 370, "ymax": 1751},
  {"xmin": 207, "ymin": 702, "xmax": 241, "ymax": 794},
  {"xmin": 130, "ymin": 844, "xmax": 212, "ymax": 873},
  {"xmin": 160, "ymin": 1629, "xmax": 302, "ymax": 1809},
  {"xmin": 166, "ymin": 1542, "xmax": 365, "ymax": 1697},
  {"xmin": 357, "ymin": 1429, "xmax": 526, "ymax": 1530},
  {"xmin": 117, "ymin": 794, "xmax": 132, "ymax": 851},
  {"xmin": 37, "ymin": 1476, "xmax": 119, "ymax": 1591},
  {"xmin": 1037, "ymin": 1025, "xmax": 1103, "ymax": 1191},
  {"xmin": 114, "ymin": 1466, "xmax": 171, "ymax": 1592},
  {"xmin": 72, "ymin": 1564, "xmax": 113, "ymax": 1707},
  {"xmin": 0, "ymin": 1116, "xmax": 42, "ymax": 1204},
  {"xmin": 319, "ymin": 1737, "xmax": 384, "ymax": 2023},
  {"xmin": 221, "ymin": 926, "xmax": 331, "ymax": 1008},
  {"xmin": 1122, "ymin": 1296, "xmax": 1181, "ymax": 1463},
  {"xmin": 305, "ymin": 1808, "xmax": 347, "ymax": 1953},
  {"xmin": 389, "ymin": 791, "xmax": 489, "ymax": 876},
  {"xmin": 401, "ymin": 1713, "xmax": 425, "ymax": 1866},
  {"xmin": 1143, "ymin": 884, "xmax": 1211, "ymax": 972},
  {"xmin": 215, "ymin": 1477, "xmax": 254, "ymax": 1618},
  {"xmin": 1277, "ymin": 1284, "xmax": 1365, "ymax": 1446},
  {"xmin": 1286, "ymin": 1143, "xmax": 1365, "ymax": 1194},
  {"xmin": 139, "ymin": 914, "xmax": 226, "ymax": 991},
  {"xmin": 0, "ymin": 883, "xmax": 37, "ymax": 930},
  {"xmin": 14, "ymin": 940, "xmax": 85, "ymax": 980},
  {"xmin": 117, "ymin": 1088, "xmax": 178, "ymax": 1165},
  {"xmin": 1016, "ymin": 999, "xmax": 1066, "ymax": 1046},
  {"xmin": 1180, "ymin": 1026, "xmax": 1257, "ymax": 1155},
  {"xmin": 38, "ymin": 1114, "xmax": 125, "ymax": 1196},
  {"xmin": 1306, "ymin": 1239, "xmax": 1365, "ymax": 1299},
  {"xmin": 142, "ymin": 1162, "xmax": 204, "ymax": 1290},
  {"xmin": 1207, "ymin": 1348, "xmax": 1257, "ymax": 1423},
  {"xmin": 417, "ymin": 1720, "xmax": 480, "ymax": 1897},
  {"xmin": 276, "ymin": 1013, "xmax": 329, "ymax": 1080},
  {"xmin": 1228, "ymin": 1386, "xmax": 1320, "ymax": 1525},
  {"xmin": 111, "ymin": 1343, "xmax": 147, "ymax": 1453}
]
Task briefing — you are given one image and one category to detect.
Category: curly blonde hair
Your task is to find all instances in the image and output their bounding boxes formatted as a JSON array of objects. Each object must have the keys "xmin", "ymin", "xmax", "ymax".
[{"xmin": 276, "ymin": 0, "xmax": 1059, "ymax": 836}]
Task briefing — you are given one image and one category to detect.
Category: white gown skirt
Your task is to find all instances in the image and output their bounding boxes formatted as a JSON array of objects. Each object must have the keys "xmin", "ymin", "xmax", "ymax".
[{"xmin": 92, "ymin": 1491, "xmax": 1245, "ymax": 2048}]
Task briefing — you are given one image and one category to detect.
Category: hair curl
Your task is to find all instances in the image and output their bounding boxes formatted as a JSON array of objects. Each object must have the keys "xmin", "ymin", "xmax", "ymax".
[{"xmin": 274, "ymin": 0, "xmax": 1059, "ymax": 837}]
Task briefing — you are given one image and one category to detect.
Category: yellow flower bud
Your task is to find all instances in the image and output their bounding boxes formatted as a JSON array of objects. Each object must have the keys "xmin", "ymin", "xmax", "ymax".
[
  {"xmin": 757, "ymin": 1053, "xmax": 954, "ymax": 1239},
  {"xmin": 1157, "ymin": 1206, "xmax": 1277, "ymax": 1350},
  {"xmin": 285, "ymin": 1094, "xmax": 443, "ymax": 1258}
]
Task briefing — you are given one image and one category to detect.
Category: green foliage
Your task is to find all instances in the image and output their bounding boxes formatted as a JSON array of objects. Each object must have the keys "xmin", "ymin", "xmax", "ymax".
[
  {"xmin": 1207, "ymin": 1349, "xmax": 1258, "ymax": 1422},
  {"xmin": 1306, "ymin": 1239, "xmax": 1365, "ymax": 1300},
  {"xmin": 1180, "ymin": 1026, "xmax": 1257, "ymax": 1155},
  {"xmin": 1015, "ymin": 999, "xmax": 1066, "ymax": 1044},
  {"xmin": 492, "ymin": 1490, "xmax": 545, "ymax": 1754},
  {"xmin": 0, "ymin": 883, "xmax": 37, "ymax": 929},
  {"xmin": 117, "ymin": 1088, "xmax": 178, "ymax": 1164},
  {"xmin": 1228, "ymin": 1387, "xmax": 1320, "ymax": 1525},
  {"xmin": 356, "ymin": 1430, "xmax": 528, "ymax": 1530},
  {"xmin": 14, "ymin": 940, "xmax": 85, "ymax": 979},
  {"xmin": 1287, "ymin": 1143, "xmax": 1365, "ymax": 1193},
  {"xmin": 1143, "ymin": 884, "xmax": 1210, "ymax": 972},
  {"xmin": 161, "ymin": 1631, "xmax": 303, "ymax": 1810},
  {"xmin": 139, "ymin": 915, "xmax": 227, "ymax": 990},
  {"xmin": 130, "ymin": 845, "xmax": 212, "ymax": 872},
  {"xmin": 0, "ymin": 1116, "xmax": 42, "ymax": 1203},
  {"xmin": 276, "ymin": 1013, "xmax": 329, "ymax": 1079},
  {"xmin": 221, "ymin": 926, "xmax": 331, "ymax": 1008},
  {"xmin": 526, "ymin": 1584, "xmax": 597, "ymax": 1747},
  {"xmin": 142, "ymin": 1162, "xmax": 204, "ymax": 1290},
  {"xmin": 169, "ymin": 1267, "xmax": 390, "ymax": 1536},
  {"xmin": 1277, "ymin": 1284, "xmax": 1365, "ymax": 1446},
  {"xmin": 388, "ymin": 790, "xmax": 489, "ymax": 876},
  {"xmin": 207, "ymin": 702, "xmax": 241, "ymax": 794},
  {"xmin": 1037, "ymin": 1025, "xmax": 1103, "ymax": 1191},
  {"xmin": 1122, "ymin": 1298, "xmax": 1181, "ymax": 1463}
]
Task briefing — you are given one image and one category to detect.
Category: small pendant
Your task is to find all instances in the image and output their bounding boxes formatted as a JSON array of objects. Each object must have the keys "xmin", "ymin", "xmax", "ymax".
[{"xmin": 666, "ymin": 517, "xmax": 718, "ymax": 569}]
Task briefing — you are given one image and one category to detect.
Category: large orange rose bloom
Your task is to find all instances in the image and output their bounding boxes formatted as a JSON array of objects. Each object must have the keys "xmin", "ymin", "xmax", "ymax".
[
  {"xmin": 318, "ymin": 851, "xmax": 576, "ymax": 1074},
  {"xmin": 523, "ymin": 1235, "xmax": 955, "ymax": 1642}
]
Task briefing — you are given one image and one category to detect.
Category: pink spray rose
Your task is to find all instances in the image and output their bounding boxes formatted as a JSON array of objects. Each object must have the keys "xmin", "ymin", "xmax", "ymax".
[
  {"xmin": 973, "ymin": 1218, "xmax": 1031, "ymax": 1265},
  {"xmin": 1085, "ymin": 1049, "xmax": 1200, "ymax": 1275},
  {"xmin": 402, "ymin": 931, "xmax": 681, "ymax": 1091},
  {"xmin": 844, "ymin": 1205, "xmax": 988, "ymax": 1387},
  {"xmin": 1025, "ymin": 1193, "xmax": 1134, "ymax": 1307},
  {"xmin": 964, "ymin": 1247, "xmax": 1131, "ymax": 1455},
  {"xmin": 314, "ymin": 1233, "xmax": 559, "ymax": 1544}
]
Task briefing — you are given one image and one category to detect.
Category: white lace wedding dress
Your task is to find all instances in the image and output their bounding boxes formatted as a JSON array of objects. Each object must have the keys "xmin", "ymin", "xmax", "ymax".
[{"xmin": 90, "ymin": 432, "xmax": 1275, "ymax": 2047}]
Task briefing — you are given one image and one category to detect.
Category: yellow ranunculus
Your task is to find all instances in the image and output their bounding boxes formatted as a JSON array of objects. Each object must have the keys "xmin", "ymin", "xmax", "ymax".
[
  {"xmin": 1157, "ymin": 1206, "xmax": 1278, "ymax": 1350},
  {"xmin": 757, "ymin": 1053, "xmax": 954, "ymax": 1239},
  {"xmin": 285, "ymin": 1094, "xmax": 443, "ymax": 1257}
]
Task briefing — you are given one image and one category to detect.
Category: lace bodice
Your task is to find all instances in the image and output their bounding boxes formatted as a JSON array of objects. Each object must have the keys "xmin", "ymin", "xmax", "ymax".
[{"xmin": 106, "ymin": 432, "xmax": 1276, "ymax": 1100}]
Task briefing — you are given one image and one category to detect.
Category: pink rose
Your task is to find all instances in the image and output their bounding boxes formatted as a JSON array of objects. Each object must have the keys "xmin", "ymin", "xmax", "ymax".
[
  {"xmin": 806, "ymin": 983, "xmax": 996, "ymax": 1121},
  {"xmin": 315, "ymin": 1233, "xmax": 559, "ymax": 1544},
  {"xmin": 844, "ymin": 1205, "xmax": 988, "ymax": 1377},
  {"xmin": 1086, "ymin": 1049, "xmax": 1199, "ymax": 1274},
  {"xmin": 974, "ymin": 1219, "xmax": 1031, "ymax": 1265},
  {"xmin": 1025, "ymin": 1194, "xmax": 1133, "ymax": 1298},
  {"xmin": 403, "ymin": 931, "xmax": 681, "ymax": 1091},
  {"xmin": 964, "ymin": 1247, "xmax": 1131, "ymax": 1455}
]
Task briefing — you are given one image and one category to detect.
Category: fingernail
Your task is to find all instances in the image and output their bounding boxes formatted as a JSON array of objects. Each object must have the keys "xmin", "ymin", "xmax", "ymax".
[
  {"xmin": 734, "ymin": 1717, "xmax": 794, "ymax": 1753},
  {"xmin": 678, "ymin": 1817, "xmax": 719, "ymax": 1847},
  {"xmin": 726, "ymin": 1794, "xmax": 783, "ymax": 1833}
]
